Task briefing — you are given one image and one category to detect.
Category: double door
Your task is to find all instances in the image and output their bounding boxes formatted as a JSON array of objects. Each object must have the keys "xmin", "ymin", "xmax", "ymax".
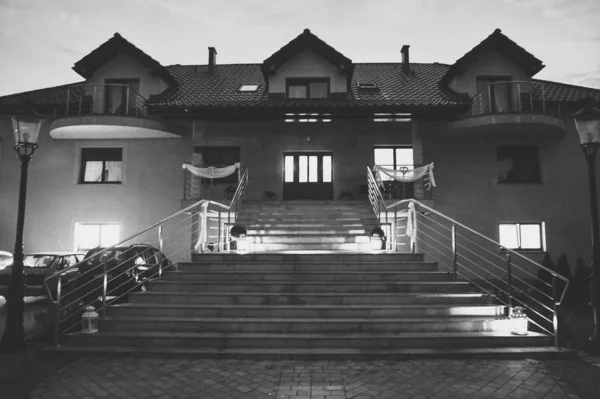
[{"xmin": 283, "ymin": 152, "xmax": 333, "ymax": 200}]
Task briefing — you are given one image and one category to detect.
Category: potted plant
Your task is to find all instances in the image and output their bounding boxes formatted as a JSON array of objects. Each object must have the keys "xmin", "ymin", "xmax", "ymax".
[
  {"xmin": 229, "ymin": 225, "xmax": 248, "ymax": 251},
  {"xmin": 370, "ymin": 227, "xmax": 386, "ymax": 250}
]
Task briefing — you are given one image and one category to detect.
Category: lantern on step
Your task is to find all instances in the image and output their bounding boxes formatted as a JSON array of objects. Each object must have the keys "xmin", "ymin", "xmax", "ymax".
[
  {"xmin": 510, "ymin": 306, "xmax": 528, "ymax": 335},
  {"xmin": 81, "ymin": 306, "xmax": 99, "ymax": 334},
  {"xmin": 370, "ymin": 227, "xmax": 386, "ymax": 251},
  {"xmin": 230, "ymin": 225, "xmax": 248, "ymax": 252}
]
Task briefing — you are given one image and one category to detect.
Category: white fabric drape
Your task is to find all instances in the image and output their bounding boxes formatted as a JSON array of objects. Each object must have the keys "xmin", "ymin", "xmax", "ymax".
[
  {"xmin": 374, "ymin": 163, "xmax": 436, "ymax": 189},
  {"xmin": 194, "ymin": 201, "xmax": 209, "ymax": 252},
  {"xmin": 105, "ymin": 161, "xmax": 122, "ymax": 182},
  {"xmin": 183, "ymin": 163, "xmax": 240, "ymax": 179},
  {"xmin": 84, "ymin": 161, "xmax": 103, "ymax": 182},
  {"xmin": 406, "ymin": 202, "xmax": 417, "ymax": 253}
]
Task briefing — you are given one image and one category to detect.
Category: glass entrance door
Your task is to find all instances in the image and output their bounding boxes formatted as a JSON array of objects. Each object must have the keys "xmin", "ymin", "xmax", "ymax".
[{"xmin": 283, "ymin": 152, "xmax": 333, "ymax": 200}]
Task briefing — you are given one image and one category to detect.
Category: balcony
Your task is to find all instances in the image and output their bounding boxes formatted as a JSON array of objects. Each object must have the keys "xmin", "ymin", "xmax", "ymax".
[
  {"xmin": 447, "ymin": 81, "xmax": 566, "ymax": 137},
  {"xmin": 49, "ymin": 84, "xmax": 183, "ymax": 139}
]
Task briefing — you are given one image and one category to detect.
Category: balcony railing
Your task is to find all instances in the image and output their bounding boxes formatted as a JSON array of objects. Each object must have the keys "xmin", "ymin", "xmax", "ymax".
[
  {"xmin": 471, "ymin": 81, "xmax": 560, "ymax": 117},
  {"xmin": 60, "ymin": 84, "xmax": 147, "ymax": 118}
]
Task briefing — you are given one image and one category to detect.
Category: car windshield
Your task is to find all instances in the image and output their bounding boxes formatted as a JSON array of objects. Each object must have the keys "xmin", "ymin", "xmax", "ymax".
[
  {"xmin": 0, "ymin": 255, "xmax": 13, "ymax": 269},
  {"xmin": 23, "ymin": 255, "xmax": 56, "ymax": 268}
]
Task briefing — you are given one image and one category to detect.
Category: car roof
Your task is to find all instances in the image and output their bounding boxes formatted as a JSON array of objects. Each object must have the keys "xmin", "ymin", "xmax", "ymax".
[{"xmin": 26, "ymin": 252, "xmax": 86, "ymax": 256}]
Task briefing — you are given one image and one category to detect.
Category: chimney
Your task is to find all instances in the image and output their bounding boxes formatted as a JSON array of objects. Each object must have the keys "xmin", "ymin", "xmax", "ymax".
[
  {"xmin": 208, "ymin": 47, "xmax": 217, "ymax": 73},
  {"xmin": 401, "ymin": 45, "xmax": 410, "ymax": 73}
]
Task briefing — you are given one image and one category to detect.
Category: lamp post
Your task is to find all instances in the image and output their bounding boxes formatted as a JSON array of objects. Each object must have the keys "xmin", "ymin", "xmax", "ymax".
[
  {"xmin": 0, "ymin": 107, "xmax": 43, "ymax": 353},
  {"xmin": 573, "ymin": 97, "xmax": 600, "ymax": 349}
]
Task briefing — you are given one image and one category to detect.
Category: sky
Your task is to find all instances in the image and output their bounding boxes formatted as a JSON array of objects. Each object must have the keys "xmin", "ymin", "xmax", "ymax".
[{"xmin": 0, "ymin": 0, "xmax": 599, "ymax": 96}]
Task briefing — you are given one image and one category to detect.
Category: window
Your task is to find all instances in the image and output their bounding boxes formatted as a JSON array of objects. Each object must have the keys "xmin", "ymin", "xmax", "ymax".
[
  {"xmin": 193, "ymin": 147, "xmax": 241, "ymax": 183},
  {"xmin": 497, "ymin": 146, "xmax": 540, "ymax": 183},
  {"xmin": 75, "ymin": 223, "xmax": 120, "ymax": 251},
  {"xmin": 238, "ymin": 84, "xmax": 259, "ymax": 92},
  {"xmin": 286, "ymin": 78, "xmax": 329, "ymax": 98},
  {"xmin": 373, "ymin": 113, "xmax": 412, "ymax": 122},
  {"xmin": 80, "ymin": 148, "xmax": 123, "ymax": 184},
  {"xmin": 105, "ymin": 79, "xmax": 140, "ymax": 115},
  {"xmin": 499, "ymin": 222, "xmax": 545, "ymax": 251},
  {"xmin": 284, "ymin": 113, "xmax": 331, "ymax": 123},
  {"xmin": 374, "ymin": 146, "xmax": 413, "ymax": 181}
]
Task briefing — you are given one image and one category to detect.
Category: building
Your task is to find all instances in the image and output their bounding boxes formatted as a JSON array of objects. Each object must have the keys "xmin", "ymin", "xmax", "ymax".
[{"xmin": 0, "ymin": 28, "xmax": 599, "ymax": 268}]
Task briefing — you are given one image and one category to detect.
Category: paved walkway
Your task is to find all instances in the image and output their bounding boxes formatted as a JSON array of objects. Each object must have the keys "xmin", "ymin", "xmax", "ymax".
[{"xmin": 2, "ymin": 346, "xmax": 600, "ymax": 399}]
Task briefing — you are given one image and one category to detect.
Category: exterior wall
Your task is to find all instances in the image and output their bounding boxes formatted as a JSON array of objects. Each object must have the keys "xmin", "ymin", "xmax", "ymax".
[
  {"xmin": 192, "ymin": 118, "xmax": 412, "ymax": 201},
  {"xmin": 423, "ymin": 116, "xmax": 596, "ymax": 270},
  {"xmin": 268, "ymin": 49, "xmax": 348, "ymax": 95},
  {"xmin": 448, "ymin": 49, "xmax": 530, "ymax": 97},
  {"xmin": 0, "ymin": 118, "xmax": 188, "ymax": 252}
]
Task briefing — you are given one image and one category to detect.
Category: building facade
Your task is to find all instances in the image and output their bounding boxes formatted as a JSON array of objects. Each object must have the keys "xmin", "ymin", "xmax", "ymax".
[{"xmin": 0, "ymin": 28, "xmax": 598, "ymax": 271}]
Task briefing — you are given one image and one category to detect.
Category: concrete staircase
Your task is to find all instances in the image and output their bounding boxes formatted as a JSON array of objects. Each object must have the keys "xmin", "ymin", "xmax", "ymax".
[
  {"xmin": 53, "ymin": 201, "xmax": 565, "ymax": 358},
  {"xmin": 60, "ymin": 252, "xmax": 561, "ymax": 358},
  {"xmin": 237, "ymin": 201, "xmax": 377, "ymax": 252}
]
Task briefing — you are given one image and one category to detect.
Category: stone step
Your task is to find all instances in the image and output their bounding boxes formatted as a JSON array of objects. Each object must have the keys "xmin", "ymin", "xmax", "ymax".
[
  {"xmin": 44, "ymin": 344, "xmax": 573, "ymax": 360},
  {"xmin": 108, "ymin": 303, "xmax": 506, "ymax": 319},
  {"xmin": 190, "ymin": 253, "xmax": 424, "ymax": 262},
  {"xmin": 99, "ymin": 316, "xmax": 513, "ymax": 334},
  {"xmin": 129, "ymin": 292, "xmax": 494, "ymax": 306},
  {"xmin": 237, "ymin": 215, "xmax": 376, "ymax": 222},
  {"xmin": 250, "ymin": 242, "xmax": 373, "ymax": 251},
  {"xmin": 65, "ymin": 331, "xmax": 552, "ymax": 350},
  {"xmin": 162, "ymin": 271, "xmax": 453, "ymax": 282},
  {"xmin": 178, "ymin": 261, "xmax": 438, "ymax": 272},
  {"xmin": 247, "ymin": 235, "xmax": 370, "ymax": 244},
  {"xmin": 246, "ymin": 229, "xmax": 370, "ymax": 235},
  {"xmin": 146, "ymin": 281, "xmax": 473, "ymax": 293}
]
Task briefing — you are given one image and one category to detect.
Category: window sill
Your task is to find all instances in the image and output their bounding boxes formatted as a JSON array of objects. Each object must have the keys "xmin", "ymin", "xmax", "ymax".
[
  {"xmin": 497, "ymin": 180, "xmax": 542, "ymax": 185},
  {"xmin": 78, "ymin": 182, "xmax": 123, "ymax": 185}
]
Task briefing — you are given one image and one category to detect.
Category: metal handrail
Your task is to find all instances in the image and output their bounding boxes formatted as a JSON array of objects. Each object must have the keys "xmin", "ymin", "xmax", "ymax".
[
  {"xmin": 390, "ymin": 199, "xmax": 569, "ymax": 290},
  {"xmin": 62, "ymin": 83, "xmax": 147, "ymax": 118},
  {"xmin": 471, "ymin": 80, "xmax": 552, "ymax": 117},
  {"xmin": 43, "ymin": 168, "xmax": 249, "ymax": 345},
  {"xmin": 364, "ymin": 180, "xmax": 570, "ymax": 346}
]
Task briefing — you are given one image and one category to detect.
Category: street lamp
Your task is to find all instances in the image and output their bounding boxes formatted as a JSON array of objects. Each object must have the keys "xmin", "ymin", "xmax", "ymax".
[
  {"xmin": 573, "ymin": 97, "xmax": 600, "ymax": 349},
  {"xmin": 0, "ymin": 107, "xmax": 43, "ymax": 353}
]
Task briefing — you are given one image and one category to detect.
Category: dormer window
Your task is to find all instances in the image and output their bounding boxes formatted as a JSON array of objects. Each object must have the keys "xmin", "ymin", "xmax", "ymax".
[
  {"xmin": 238, "ymin": 84, "xmax": 259, "ymax": 92},
  {"xmin": 286, "ymin": 78, "xmax": 329, "ymax": 99}
]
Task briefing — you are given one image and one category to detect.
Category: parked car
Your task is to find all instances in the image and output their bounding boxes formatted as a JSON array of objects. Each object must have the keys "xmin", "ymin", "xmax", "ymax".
[
  {"xmin": 76, "ymin": 244, "xmax": 170, "ymax": 297},
  {"xmin": 0, "ymin": 251, "xmax": 12, "ymax": 270},
  {"xmin": 0, "ymin": 252, "xmax": 86, "ymax": 297}
]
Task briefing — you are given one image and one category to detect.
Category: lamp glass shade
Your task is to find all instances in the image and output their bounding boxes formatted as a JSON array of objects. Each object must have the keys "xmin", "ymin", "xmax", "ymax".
[
  {"xmin": 11, "ymin": 112, "xmax": 43, "ymax": 145},
  {"xmin": 574, "ymin": 100, "xmax": 600, "ymax": 146}
]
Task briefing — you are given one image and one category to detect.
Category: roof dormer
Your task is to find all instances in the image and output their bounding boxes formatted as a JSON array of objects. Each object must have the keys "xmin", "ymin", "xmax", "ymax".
[
  {"xmin": 442, "ymin": 29, "xmax": 545, "ymax": 97},
  {"xmin": 261, "ymin": 29, "xmax": 354, "ymax": 98}
]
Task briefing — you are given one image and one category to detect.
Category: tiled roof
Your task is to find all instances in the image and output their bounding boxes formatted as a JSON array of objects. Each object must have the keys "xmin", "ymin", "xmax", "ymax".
[
  {"xmin": 146, "ymin": 62, "xmax": 466, "ymax": 110},
  {"xmin": 2, "ymin": 68, "xmax": 600, "ymax": 113},
  {"xmin": 532, "ymin": 79, "xmax": 600, "ymax": 102},
  {"xmin": 0, "ymin": 82, "xmax": 83, "ymax": 111}
]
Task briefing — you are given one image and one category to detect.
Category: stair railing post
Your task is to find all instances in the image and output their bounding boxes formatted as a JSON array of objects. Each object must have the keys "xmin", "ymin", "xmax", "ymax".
[
  {"xmin": 65, "ymin": 88, "xmax": 70, "ymax": 116},
  {"xmin": 394, "ymin": 209, "xmax": 398, "ymax": 251},
  {"xmin": 158, "ymin": 225, "xmax": 163, "ymax": 278},
  {"xmin": 506, "ymin": 252, "xmax": 513, "ymax": 316},
  {"xmin": 125, "ymin": 86, "xmax": 130, "ymax": 116},
  {"xmin": 54, "ymin": 275, "xmax": 62, "ymax": 347},
  {"xmin": 452, "ymin": 223, "xmax": 458, "ymax": 281},
  {"xmin": 93, "ymin": 86, "xmax": 97, "ymax": 114},
  {"xmin": 102, "ymin": 259, "xmax": 108, "ymax": 318},
  {"xmin": 217, "ymin": 211, "xmax": 222, "ymax": 252},
  {"xmin": 552, "ymin": 276, "xmax": 559, "ymax": 348}
]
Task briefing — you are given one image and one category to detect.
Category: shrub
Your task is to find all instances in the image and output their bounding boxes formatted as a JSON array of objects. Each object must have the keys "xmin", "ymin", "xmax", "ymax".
[{"xmin": 230, "ymin": 225, "xmax": 247, "ymax": 238}]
